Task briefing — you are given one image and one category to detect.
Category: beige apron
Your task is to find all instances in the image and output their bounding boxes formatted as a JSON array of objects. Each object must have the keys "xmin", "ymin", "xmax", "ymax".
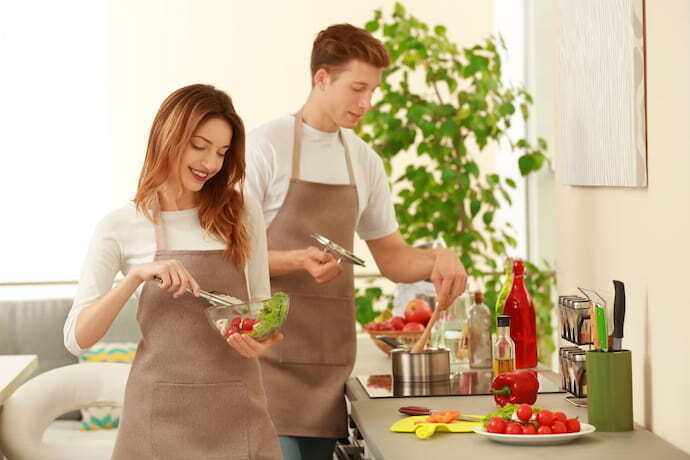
[
  {"xmin": 259, "ymin": 111, "xmax": 359, "ymax": 438},
  {"xmin": 112, "ymin": 216, "xmax": 282, "ymax": 460}
]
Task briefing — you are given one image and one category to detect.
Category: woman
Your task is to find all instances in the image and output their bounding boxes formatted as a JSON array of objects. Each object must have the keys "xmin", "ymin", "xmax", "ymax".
[{"xmin": 63, "ymin": 84, "xmax": 283, "ymax": 459}]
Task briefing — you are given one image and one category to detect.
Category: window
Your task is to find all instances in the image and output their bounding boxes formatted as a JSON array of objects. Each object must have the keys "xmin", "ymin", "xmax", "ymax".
[{"xmin": 0, "ymin": 1, "xmax": 111, "ymax": 283}]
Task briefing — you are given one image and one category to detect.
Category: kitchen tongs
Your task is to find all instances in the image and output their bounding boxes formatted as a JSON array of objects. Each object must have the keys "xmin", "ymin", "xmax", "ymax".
[
  {"xmin": 310, "ymin": 233, "xmax": 366, "ymax": 267},
  {"xmin": 153, "ymin": 276, "xmax": 243, "ymax": 310}
]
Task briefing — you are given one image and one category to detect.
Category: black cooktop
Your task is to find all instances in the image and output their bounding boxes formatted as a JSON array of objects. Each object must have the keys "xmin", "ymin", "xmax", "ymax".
[{"xmin": 356, "ymin": 369, "xmax": 564, "ymax": 399}]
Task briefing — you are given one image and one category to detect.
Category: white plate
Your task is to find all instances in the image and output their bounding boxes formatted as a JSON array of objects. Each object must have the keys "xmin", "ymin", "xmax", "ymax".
[{"xmin": 473, "ymin": 423, "xmax": 596, "ymax": 446}]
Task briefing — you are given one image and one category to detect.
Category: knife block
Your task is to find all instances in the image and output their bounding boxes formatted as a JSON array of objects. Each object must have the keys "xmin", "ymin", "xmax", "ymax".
[
  {"xmin": 558, "ymin": 295, "xmax": 592, "ymax": 398},
  {"xmin": 586, "ymin": 350, "xmax": 633, "ymax": 431}
]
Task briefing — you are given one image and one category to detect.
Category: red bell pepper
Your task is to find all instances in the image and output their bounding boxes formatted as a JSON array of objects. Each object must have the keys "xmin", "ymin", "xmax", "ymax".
[{"xmin": 490, "ymin": 370, "xmax": 539, "ymax": 407}]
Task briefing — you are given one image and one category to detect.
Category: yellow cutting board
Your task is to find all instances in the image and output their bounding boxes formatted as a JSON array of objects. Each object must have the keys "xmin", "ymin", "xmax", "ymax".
[{"xmin": 390, "ymin": 415, "xmax": 484, "ymax": 440}]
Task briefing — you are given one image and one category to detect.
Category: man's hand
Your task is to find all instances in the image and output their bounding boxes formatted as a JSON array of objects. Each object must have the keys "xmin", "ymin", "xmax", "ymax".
[
  {"xmin": 430, "ymin": 248, "xmax": 467, "ymax": 311},
  {"xmin": 301, "ymin": 246, "xmax": 342, "ymax": 284}
]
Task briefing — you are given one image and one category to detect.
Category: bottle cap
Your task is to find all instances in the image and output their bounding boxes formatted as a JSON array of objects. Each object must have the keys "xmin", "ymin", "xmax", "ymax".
[
  {"xmin": 474, "ymin": 291, "xmax": 484, "ymax": 304},
  {"xmin": 512, "ymin": 259, "xmax": 525, "ymax": 275},
  {"xmin": 497, "ymin": 315, "xmax": 511, "ymax": 327}
]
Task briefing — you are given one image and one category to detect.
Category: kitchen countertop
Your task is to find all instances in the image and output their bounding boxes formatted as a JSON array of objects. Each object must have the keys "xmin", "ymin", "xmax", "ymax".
[{"xmin": 347, "ymin": 334, "xmax": 690, "ymax": 460}]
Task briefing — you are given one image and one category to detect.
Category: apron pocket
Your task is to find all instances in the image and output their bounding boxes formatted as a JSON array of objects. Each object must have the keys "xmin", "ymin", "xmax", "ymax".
[
  {"xmin": 152, "ymin": 381, "xmax": 250, "ymax": 460},
  {"xmin": 279, "ymin": 294, "xmax": 356, "ymax": 366}
]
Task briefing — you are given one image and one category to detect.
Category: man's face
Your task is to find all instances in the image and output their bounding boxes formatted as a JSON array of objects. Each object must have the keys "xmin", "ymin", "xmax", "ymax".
[{"xmin": 321, "ymin": 59, "xmax": 382, "ymax": 129}]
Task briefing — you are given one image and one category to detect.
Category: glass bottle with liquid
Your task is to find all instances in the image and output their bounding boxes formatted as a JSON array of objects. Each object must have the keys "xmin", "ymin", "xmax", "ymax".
[
  {"xmin": 468, "ymin": 291, "xmax": 493, "ymax": 368},
  {"xmin": 493, "ymin": 315, "xmax": 516, "ymax": 376},
  {"xmin": 502, "ymin": 259, "xmax": 538, "ymax": 368},
  {"xmin": 495, "ymin": 258, "xmax": 514, "ymax": 318},
  {"xmin": 443, "ymin": 292, "xmax": 470, "ymax": 365}
]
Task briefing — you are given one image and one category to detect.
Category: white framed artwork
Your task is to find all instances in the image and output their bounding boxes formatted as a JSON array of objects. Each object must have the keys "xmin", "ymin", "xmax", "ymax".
[{"xmin": 558, "ymin": 0, "xmax": 647, "ymax": 187}]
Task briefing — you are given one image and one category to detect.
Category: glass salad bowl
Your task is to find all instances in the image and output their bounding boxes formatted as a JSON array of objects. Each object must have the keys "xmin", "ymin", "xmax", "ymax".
[{"xmin": 204, "ymin": 292, "xmax": 290, "ymax": 341}]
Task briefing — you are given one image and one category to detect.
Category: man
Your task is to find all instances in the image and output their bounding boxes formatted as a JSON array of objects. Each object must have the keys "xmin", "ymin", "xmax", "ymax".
[{"xmin": 245, "ymin": 24, "xmax": 467, "ymax": 460}]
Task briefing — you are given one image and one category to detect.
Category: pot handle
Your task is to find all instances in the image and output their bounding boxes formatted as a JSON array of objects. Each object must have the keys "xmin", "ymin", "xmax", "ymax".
[{"xmin": 376, "ymin": 335, "xmax": 405, "ymax": 350}]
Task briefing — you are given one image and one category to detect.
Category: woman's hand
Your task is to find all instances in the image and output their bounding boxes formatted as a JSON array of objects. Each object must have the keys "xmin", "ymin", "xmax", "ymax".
[
  {"xmin": 226, "ymin": 332, "xmax": 284, "ymax": 359},
  {"xmin": 129, "ymin": 259, "xmax": 201, "ymax": 298}
]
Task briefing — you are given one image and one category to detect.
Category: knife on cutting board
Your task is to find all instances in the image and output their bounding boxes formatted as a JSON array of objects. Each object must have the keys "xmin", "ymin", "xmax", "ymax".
[{"xmin": 612, "ymin": 280, "xmax": 626, "ymax": 350}]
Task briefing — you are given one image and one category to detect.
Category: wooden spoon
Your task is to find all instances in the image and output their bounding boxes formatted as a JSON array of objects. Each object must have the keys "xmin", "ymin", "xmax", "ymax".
[{"xmin": 410, "ymin": 307, "xmax": 442, "ymax": 354}]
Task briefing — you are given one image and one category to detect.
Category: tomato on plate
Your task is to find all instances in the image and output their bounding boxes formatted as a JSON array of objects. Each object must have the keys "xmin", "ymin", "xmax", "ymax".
[
  {"xmin": 505, "ymin": 423, "xmax": 522, "ymax": 435},
  {"xmin": 486, "ymin": 417, "xmax": 507, "ymax": 434},
  {"xmin": 537, "ymin": 425, "xmax": 552, "ymax": 435},
  {"xmin": 516, "ymin": 404, "xmax": 533, "ymax": 422},
  {"xmin": 553, "ymin": 411, "xmax": 567, "ymax": 423},
  {"xmin": 566, "ymin": 418, "xmax": 581, "ymax": 433},
  {"xmin": 551, "ymin": 421, "xmax": 567, "ymax": 434},
  {"xmin": 522, "ymin": 424, "xmax": 538, "ymax": 435},
  {"xmin": 536, "ymin": 409, "xmax": 554, "ymax": 427}
]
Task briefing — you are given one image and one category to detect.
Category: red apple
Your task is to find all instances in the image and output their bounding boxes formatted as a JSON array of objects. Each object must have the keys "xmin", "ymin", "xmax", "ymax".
[
  {"xmin": 402, "ymin": 321, "xmax": 425, "ymax": 332},
  {"xmin": 404, "ymin": 299, "xmax": 432, "ymax": 325},
  {"xmin": 390, "ymin": 316, "xmax": 406, "ymax": 331}
]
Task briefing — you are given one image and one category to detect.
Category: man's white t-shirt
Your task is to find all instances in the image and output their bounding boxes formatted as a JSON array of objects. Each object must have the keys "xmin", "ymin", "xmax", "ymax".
[
  {"xmin": 245, "ymin": 114, "xmax": 398, "ymax": 240},
  {"xmin": 63, "ymin": 196, "xmax": 270, "ymax": 356}
]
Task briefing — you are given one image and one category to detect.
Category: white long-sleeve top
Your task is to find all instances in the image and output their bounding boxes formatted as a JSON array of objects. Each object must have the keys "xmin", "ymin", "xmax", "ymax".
[{"xmin": 63, "ymin": 195, "xmax": 270, "ymax": 356}]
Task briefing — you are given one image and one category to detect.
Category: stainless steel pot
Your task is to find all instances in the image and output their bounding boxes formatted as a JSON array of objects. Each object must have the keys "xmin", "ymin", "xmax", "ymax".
[
  {"xmin": 375, "ymin": 335, "xmax": 451, "ymax": 382},
  {"xmin": 391, "ymin": 348, "xmax": 451, "ymax": 382}
]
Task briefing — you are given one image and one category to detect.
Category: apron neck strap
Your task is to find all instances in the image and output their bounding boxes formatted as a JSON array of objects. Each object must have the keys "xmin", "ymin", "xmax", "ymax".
[
  {"xmin": 292, "ymin": 109, "xmax": 356, "ymax": 185},
  {"xmin": 151, "ymin": 193, "xmax": 168, "ymax": 251}
]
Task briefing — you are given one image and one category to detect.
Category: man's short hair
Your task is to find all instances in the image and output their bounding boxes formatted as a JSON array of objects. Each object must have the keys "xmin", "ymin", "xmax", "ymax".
[{"xmin": 310, "ymin": 24, "xmax": 391, "ymax": 84}]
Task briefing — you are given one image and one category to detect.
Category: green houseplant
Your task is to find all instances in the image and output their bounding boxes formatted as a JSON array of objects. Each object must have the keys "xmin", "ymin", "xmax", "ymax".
[{"xmin": 356, "ymin": 3, "xmax": 556, "ymax": 364}]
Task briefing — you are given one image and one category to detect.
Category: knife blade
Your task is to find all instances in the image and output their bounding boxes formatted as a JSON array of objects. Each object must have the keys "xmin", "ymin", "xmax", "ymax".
[{"xmin": 612, "ymin": 280, "xmax": 626, "ymax": 350}]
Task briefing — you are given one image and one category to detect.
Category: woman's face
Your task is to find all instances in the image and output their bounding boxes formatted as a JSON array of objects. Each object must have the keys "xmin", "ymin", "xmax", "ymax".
[{"xmin": 176, "ymin": 117, "xmax": 232, "ymax": 196}]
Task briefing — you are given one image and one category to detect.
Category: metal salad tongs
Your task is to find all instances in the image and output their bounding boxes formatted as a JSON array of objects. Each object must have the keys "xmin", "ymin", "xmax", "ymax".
[
  {"xmin": 309, "ymin": 233, "xmax": 366, "ymax": 267},
  {"xmin": 153, "ymin": 276, "xmax": 245, "ymax": 311}
]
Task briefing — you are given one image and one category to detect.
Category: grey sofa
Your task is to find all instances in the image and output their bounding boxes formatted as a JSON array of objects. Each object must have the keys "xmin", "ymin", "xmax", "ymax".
[
  {"xmin": 0, "ymin": 294, "xmax": 141, "ymax": 376},
  {"xmin": 0, "ymin": 290, "xmax": 141, "ymax": 459}
]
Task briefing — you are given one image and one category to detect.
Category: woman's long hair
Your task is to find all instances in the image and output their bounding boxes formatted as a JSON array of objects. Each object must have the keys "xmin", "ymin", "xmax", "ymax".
[{"xmin": 134, "ymin": 84, "xmax": 249, "ymax": 268}]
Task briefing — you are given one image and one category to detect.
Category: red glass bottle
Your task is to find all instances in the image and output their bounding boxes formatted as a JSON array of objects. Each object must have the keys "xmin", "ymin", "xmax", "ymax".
[{"xmin": 502, "ymin": 260, "xmax": 537, "ymax": 368}]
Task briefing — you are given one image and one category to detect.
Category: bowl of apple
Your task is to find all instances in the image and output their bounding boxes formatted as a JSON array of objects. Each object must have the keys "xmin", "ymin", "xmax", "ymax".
[{"xmin": 363, "ymin": 298, "xmax": 433, "ymax": 355}]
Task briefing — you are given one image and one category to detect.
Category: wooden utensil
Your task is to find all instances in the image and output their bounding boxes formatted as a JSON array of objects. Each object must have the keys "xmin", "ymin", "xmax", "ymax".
[{"xmin": 410, "ymin": 307, "xmax": 441, "ymax": 354}]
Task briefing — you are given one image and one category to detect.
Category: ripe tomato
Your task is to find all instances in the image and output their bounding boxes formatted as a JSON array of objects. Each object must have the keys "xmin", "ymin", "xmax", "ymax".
[
  {"xmin": 231, "ymin": 317, "xmax": 242, "ymax": 329},
  {"xmin": 505, "ymin": 423, "xmax": 522, "ymax": 435},
  {"xmin": 522, "ymin": 424, "xmax": 538, "ymax": 435},
  {"xmin": 486, "ymin": 417, "xmax": 507, "ymax": 434},
  {"xmin": 240, "ymin": 318, "xmax": 254, "ymax": 331},
  {"xmin": 566, "ymin": 418, "xmax": 581, "ymax": 433},
  {"xmin": 536, "ymin": 409, "xmax": 554, "ymax": 427},
  {"xmin": 553, "ymin": 411, "xmax": 567, "ymax": 423},
  {"xmin": 516, "ymin": 404, "xmax": 533, "ymax": 422},
  {"xmin": 537, "ymin": 425, "xmax": 552, "ymax": 435},
  {"xmin": 551, "ymin": 421, "xmax": 567, "ymax": 434}
]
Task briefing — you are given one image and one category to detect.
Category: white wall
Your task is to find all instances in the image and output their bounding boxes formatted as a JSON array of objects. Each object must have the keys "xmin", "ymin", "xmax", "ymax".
[
  {"xmin": 107, "ymin": 0, "xmax": 496, "ymax": 295},
  {"xmin": 554, "ymin": 1, "xmax": 690, "ymax": 453}
]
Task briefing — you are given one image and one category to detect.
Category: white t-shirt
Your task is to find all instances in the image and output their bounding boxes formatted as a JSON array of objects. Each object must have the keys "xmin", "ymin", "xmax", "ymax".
[
  {"xmin": 245, "ymin": 114, "xmax": 399, "ymax": 240},
  {"xmin": 63, "ymin": 196, "xmax": 270, "ymax": 356}
]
